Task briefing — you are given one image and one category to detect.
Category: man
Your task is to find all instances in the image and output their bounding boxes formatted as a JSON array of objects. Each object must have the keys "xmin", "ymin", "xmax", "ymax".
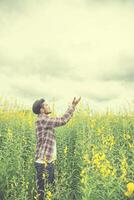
[{"xmin": 32, "ymin": 97, "xmax": 81, "ymax": 200}]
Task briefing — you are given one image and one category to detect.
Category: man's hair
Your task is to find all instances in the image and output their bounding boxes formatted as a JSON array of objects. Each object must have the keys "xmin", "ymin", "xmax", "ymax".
[{"xmin": 32, "ymin": 98, "xmax": 45, "ymax": 114}]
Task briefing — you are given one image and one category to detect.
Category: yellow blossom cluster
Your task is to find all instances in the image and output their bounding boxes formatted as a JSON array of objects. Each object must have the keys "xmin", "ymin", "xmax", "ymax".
[
  {"xmin": 90, "ymin": 119, "xmax": 96, "ymax": 129},
  {"xmin": 46, "ymin": 190, "xmax": 52, "ymax": 200},
  {"xmin": 19, "ymin": 111, "xmax": 25, "ymax": 120},
  {"xmin": 96, "ymin": 127, "xmax": 105, "ymax": 135},
  {"xmin": 92, "ymin": 152, "xmax": 116, "ymax": 177},
  {"xmin": 64, "ymin": 145, "xmax": 68, "ymax": 156},
  {"xmin": 7, "ymin": 128, "xmax": 13, "ymax": 141},
  {"xmin": 102, "ymin": 135, "xmax": 115, "ymax": 150},
  {"xmin": 123, "ymin": 133, "xmax": 133, "ymax": 148},
  {"xmin": 80, "ymin": 167, "xmax": 88, "ymax": 185},
  {"xmin": 22, "ymin": 135, "xmax": 27, "ymax": 145},
  {"xmin": 123, "ymin": 133, "xmax": 131, "ymax": 140},
  {"xmin": 80, "ymin": 153, "xmax": 90, "ymax": 185},
  {"xmin": 27, "ymin": 113, "xmax": 34, "ymax": 127},
  {"xmin": 128, "ymin": 142, "xmax": 134, "ymax": 148},
  {"xmin": 120, "ymin": 157, "xmax": 128, "ymax": 181},
  {"xmin": 124, "ymin": 182, "xmax": 134, "ymax": 197}
]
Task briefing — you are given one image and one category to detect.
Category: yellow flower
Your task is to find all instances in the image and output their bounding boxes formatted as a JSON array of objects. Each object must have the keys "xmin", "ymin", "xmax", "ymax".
[
  {"xmin": 46, "ymin": 191, "xmax": 52, "ymax": 200},
  {"xmin": 19, "ymin": 111, "xmax": 25, "ymax": 119},
  {"xmin": 124, "ymin": 182, "xmax": 134, "ymax": 197},
  {"xmin": 80, "ymin": 175, "xmax": 88, "ymax": 185},
  {"xmin": 64, "ymin": 146, "xmax": 68, "ymax": 155},
  {"xmin": 81, "ymin": 177, "xmax": 85, "ymax": 184},
  {"xmin": 111, "ymin": 168, "xmax": 116, "ymax": 176},
  {"xmin": 99, "ymin": 153, "xmax": 106, "ymax": 161},
  {"xmin": 120, "ymin": 158, "xmax": 128, "ymax": 181},
  {"xmin": 7, "ymin": 128, "xmax": 13, "ymax": 141},
  {"xmin": 80, "ymin": 168, "xmax": 86, "ymax": 177},
  {"xmin": 47, "ymin": 191, "xmax": 52, "ymax": 197},
  {"xmin": 123, "ymin": 133, "xmax": 131, "ymax": 140},
  {"xmin": 128, "ymin": 142, "xmax": 133, "ymax": 148},
  {"xmin": 22, "ymin": 135, "xmax": 27, "ymax": 145}
]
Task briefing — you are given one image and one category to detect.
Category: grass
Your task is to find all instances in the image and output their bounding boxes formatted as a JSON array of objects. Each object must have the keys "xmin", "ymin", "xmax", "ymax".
[{"xmin": 0, "ymin": 96, "xmax": 134, "ymax": 200}]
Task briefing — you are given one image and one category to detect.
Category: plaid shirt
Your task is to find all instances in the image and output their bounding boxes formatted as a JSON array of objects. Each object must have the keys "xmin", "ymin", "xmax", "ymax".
[{"xmin": 34, "ymin": 104, "xmax": 75, "ymax": 163}]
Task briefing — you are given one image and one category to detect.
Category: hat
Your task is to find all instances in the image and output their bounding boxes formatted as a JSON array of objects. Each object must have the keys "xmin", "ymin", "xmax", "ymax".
[{"xmin": 32, "ymin": 98, "xmax": 45, "ymax": 114}]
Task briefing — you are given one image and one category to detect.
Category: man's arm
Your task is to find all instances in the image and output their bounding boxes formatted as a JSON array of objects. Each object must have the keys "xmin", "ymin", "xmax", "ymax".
[{"xmin": 41, "ymin": 104, "xmax": 75, "ymax": 128}]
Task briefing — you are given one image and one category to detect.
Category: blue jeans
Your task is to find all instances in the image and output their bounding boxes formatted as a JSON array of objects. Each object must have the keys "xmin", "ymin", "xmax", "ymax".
[{"xmin": 34, "ymin": 161, "xmax": 56, "ymax": 200}]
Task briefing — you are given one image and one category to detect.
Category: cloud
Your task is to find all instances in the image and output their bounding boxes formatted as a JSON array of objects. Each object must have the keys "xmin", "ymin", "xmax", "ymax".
[
  {"xmin": 89, "ymin": 94, "xmax": 115, "ymax": 102},
  {"xmin": 98, "ymin": 54, "xmax": 134, "ymax": 83},
  {"xmin": 0, "ymin": 51, "xmax": 84, "ymax": 82},
  {"xmin": 0, "ymin": 0, "xmax": 134, "ymax": 112},
  {"xmin": 0, "ymin": 0, "xmax": 48, "ymax": 13}
]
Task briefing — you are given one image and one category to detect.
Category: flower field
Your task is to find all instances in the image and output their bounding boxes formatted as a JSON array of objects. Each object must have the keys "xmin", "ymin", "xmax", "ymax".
[{"xmin": 0, "ymin": 97, "xmax": 134, "ymax": 200}]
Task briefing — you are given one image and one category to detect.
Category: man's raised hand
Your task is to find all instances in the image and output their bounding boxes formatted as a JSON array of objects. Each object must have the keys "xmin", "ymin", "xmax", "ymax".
[{"xmin": 72, "ymin": 96, "xmax": 81, "ymax": 107}]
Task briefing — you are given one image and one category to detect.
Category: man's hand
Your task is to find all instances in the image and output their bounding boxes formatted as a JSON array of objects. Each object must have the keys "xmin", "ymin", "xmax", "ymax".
[{"xmin": 72, "ymin": 96, "xmax": 81, "ymax": 107}]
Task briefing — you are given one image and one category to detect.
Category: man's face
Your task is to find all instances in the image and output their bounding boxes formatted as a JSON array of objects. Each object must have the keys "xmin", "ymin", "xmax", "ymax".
[{"xmin": 41, "ymin": 101, "xmax": 51, "ymax": 114}]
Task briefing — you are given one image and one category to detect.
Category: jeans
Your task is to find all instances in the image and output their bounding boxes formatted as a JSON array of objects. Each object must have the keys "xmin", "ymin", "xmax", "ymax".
[{"xmin": 34, "ymin": 161, "xmax": 56, "ymax": 200}]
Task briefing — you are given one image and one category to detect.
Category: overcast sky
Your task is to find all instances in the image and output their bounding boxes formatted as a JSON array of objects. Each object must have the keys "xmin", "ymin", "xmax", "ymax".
[{"xmin": 0, "ymin": 0, "xmax": 134, "ymax": 114}]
